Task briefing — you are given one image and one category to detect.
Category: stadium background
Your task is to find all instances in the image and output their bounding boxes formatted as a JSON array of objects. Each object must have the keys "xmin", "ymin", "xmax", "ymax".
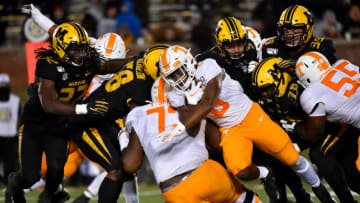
[{"xmin": 0, "ymin": 0, "xmax": 360, "ymax": 202}]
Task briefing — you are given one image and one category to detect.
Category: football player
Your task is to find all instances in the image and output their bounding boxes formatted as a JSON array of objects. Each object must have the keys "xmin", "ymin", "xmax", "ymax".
[
  {"xmin": 159, "ymin": 45, "xmax": 335, "ymax": 203},
  {"xmin": 196, "ymin": 17, "xmax": 259, "ymax": 98},
  {"xmin": 260, "ymin": 5, "xmax": 337, "ymax": 72},
  {"xmin": 121, "ymin": 98, "xmax": 261, "ymax": 202},
  {"xmin": 295, "ymin": 52, "xmax": 360, "ymax": 172},
  {"xmin": 6, "ymin": 20, "xmax": 131, "ymax": 203},
  {"xmin": 253, "ymin": 57, "xmax": 359, "ymax": 203}
]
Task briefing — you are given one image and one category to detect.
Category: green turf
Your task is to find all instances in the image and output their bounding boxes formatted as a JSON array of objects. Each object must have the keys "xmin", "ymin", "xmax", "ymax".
[{"xmin": 1, "ymin": 182, "xmax": 359, "ymax": 203}]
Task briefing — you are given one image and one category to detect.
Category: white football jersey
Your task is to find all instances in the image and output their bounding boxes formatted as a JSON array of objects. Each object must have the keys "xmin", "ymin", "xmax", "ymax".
[
  {"xmin": 125, "ymin": 102, "xmax": 208, "ymax": 184},
  {"xmin": 300, "ymin": 60, "xmax": 360, "ymax": 128},
  {"xmin": 167, "ymin": 58, "xmax": 253, "ymax": 128}
]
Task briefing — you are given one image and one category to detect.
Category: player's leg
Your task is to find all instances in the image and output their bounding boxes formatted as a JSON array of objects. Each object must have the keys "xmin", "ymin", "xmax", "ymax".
[
  {"xmin": 39, "ymin": 128, "xmax": 70, "ymax": 202},
  {"xmin": 162, "ymin": 159, "xmax": 261, "ymax": 203},
  {"xmin": 7, "ymin": 123, "xmax": 43, "ymax": 203},
  {"xmin": 71, "ymin": 126, "xmax": 124, "ymax": 203}
]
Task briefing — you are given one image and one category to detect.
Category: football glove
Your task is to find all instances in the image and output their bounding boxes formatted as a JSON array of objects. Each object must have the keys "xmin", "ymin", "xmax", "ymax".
[
  {"xmin": 22, "ymin": 4, "xmax": 55, "ymax": 32},
  {"xmin": 277, "ymin": 59, "xmax": 296, "ymax": 73},
  {"xmin": 184, "ymin": 81, "xmax": 205, "ymax": 105},
  {"xmin": 156, "ymin": 122, "xmax": 186, "ymax": 142}
]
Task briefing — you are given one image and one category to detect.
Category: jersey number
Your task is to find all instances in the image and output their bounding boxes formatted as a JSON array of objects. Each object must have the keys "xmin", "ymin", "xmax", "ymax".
[
  {"xmin": 59, "ymin": 84, "xmax": 88, "ymax": 103},
  {"xmin": 321, "ymin": 61, "xmax": 360, "ymax": 98},
  {"xmin": 210, "ymin": 99, "xmax": 230, "ymax": 117},
  {"xmin": 146, "ymin": 105, "xmax": 176, "ymax": 134},
  {"xmin": 105, "ymin": 70, "xmax": 134, "ymax": 93}
]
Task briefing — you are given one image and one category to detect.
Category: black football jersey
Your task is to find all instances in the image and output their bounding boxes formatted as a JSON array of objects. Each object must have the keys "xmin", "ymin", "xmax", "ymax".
[
  {"xmin": 89, "ymin": 56, "xmax": 153, "ymax": 122},
  {"xmin": 22, "ymin": 57, "xmax": 97, "ymax": 126},
  {"xmin": 261, "ymin": 36, "xmax": 337, "ymax": 64}
]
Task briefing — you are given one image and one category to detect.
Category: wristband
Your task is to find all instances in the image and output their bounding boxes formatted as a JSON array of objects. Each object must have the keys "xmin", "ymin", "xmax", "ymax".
[
  {"xmin": 257, "ymin": 166, "xmax": 269, "ymax": 179},
  {"xmin": 75, "ymin": 104, "xmax": 88, "ymax": 115}
]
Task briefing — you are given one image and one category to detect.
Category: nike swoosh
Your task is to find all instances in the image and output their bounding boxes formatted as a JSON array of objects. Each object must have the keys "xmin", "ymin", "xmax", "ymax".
[{"xmin": 259, "ymin": 114, "xmax": 263, "ymax": 122}]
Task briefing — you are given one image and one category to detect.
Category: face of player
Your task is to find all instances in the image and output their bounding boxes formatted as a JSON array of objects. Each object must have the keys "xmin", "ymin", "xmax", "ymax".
[
  {"xmin": 259, "ymin": 85, "xmax": 275, "ymax": 103},
  {"xmin": 167, "ymin": 66, "xmax": 190, "ymax": 91},
  {"xmin": 224, "ymin": 40, "xmax": 246, "ymax": 60},
  {"xmin": 283, "ymin": 27, "xmax": 304, "ymax": 47},
  {"xmin": 67, "ymin": 45, "xmax": 87, "ymax": 66}
]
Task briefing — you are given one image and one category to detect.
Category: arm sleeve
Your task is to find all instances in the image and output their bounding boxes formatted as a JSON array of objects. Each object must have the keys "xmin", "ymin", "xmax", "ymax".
[{"xmin": 319, "ymin": 39, "xmax": 337, "ymax": 64}]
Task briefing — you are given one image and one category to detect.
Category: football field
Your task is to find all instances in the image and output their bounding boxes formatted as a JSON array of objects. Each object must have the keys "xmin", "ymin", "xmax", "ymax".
[{"xmin": 1, "ymin": 181, "xmax": 359, "ymax": 203}]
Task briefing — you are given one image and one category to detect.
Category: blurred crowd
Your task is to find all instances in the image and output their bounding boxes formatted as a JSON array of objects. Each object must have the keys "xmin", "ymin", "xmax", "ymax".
[{"xmin": 1, "ymin": 0, "xmax": 360, "ymax": 51}]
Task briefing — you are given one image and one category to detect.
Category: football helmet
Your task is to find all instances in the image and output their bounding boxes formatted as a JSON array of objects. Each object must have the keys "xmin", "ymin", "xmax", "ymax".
[
  {"xmin": 277, "ymin": 5, "xmax": 313, "ymax": 48},
  {"xmin": 95, "ymin": 33, "xmax": 126, "ymax": 60},
  {"xmin": 215, "ymin": 17, "xmax": 248, "ymax": 60},
  {"xmin": 143, "ymin": 44, "xmax": 170, "ymax": 81},
  {"xmin": 52, "ymin": 22, "xmax": 89, "ymax": 66},
  {"xmin": 296, "ymin": 51, "xmax": 331, "ymax": 88},
  {"xmin": 159, "ymin": 45, "xmax": 196, "ymax": 92},
  {"xmin": 252, "ymin": 57, "xmax": 292, "ymax": 99}
]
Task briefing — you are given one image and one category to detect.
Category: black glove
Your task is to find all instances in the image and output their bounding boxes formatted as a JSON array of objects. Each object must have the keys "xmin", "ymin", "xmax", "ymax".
[
  {"xmin": 87, "ymin": 99, "xmax": 109, "ymax": 118},
  {"xmin": 277, "ymin": 59, "xmax": 296, "ymax": 73}
]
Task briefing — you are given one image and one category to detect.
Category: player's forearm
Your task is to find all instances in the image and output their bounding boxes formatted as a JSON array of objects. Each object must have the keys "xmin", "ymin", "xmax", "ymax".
[{"xmin": 40, "ymin": 99, "xmax": 77, "ymax": 115}]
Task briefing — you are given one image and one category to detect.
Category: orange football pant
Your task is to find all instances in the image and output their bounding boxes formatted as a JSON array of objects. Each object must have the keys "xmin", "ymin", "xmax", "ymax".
[
  {"xmin": 162, "ymin": 159, "xmax": 260, "ymax": 203},
  {"xmin": 219, "ymin": 102, "xmax": 299, "ymax": 175}
]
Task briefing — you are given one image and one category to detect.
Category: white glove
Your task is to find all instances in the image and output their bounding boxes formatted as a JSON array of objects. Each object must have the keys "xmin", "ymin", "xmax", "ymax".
[
  {"xmin": 248, "ymin": 61, "xmax": 258, "ymax": 73},
  {"xmin": 280, "ymin": 120, "xmax": 297, "ymax": 133},
  {"xmin": 118, "ymin": 128, "xmax": 130, "ymax": 151},
  {"xmin": 184, "ymin": 81, "xmax": 205, "ymax": 105},
  {"xmin": 156, "ymin": 122, "xmax": 186, "ymax": 142},
  {"xmin": 22, "ymin": 4, "xmax": 55, "ymax": 32}
]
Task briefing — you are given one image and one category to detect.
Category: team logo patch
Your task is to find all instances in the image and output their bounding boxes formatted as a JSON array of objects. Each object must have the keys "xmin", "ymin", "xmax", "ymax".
[
  {"xmin": 266, "ymin": 48, "xmax": 278, "ymax": 55},
  {"xmin": 57, "ymin": 66, "xmax": 65, "ymax": 72},
  {"xmin": 62, "ymin": 73, "xmax": 68, "ymax": 81}
]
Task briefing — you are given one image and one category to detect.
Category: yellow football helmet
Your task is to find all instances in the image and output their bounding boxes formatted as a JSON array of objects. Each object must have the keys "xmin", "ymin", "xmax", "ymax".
[
  {"xmin": 215, "ymin": 17, "xmax": 248, "ymax": 59},
  {"xmin": 52, "ymin": 22, "xmax": 89, "ymax": 65},
  {"xmin": 252, "ymin": 57, "xmax": 292, "ymax": 99},
  {"xmin": 143, "ymin": 44, "xmax": 170, "ymax": 81},
  {"xmin": 277, "ymin": 5, "xmax": 313, "ymax": 47}
]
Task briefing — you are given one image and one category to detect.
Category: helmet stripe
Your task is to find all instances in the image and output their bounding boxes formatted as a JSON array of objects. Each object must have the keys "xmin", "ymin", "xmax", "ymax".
[
  {"xmin": 70, "ymin": 23, "xmax": 83, "ymax": 42},
  {"xmin": 230, "ymin": 17, "xmax": 240, "ymax": 37},
  {"xmin": 148, "ymin": 44, "xmax": 169, "ymax": 53},
  {"xmin": 223, "ymin": 18, "xmax": 235, "ymax": 38},
  {"xmin": 289, "ymin": 5, "xmax": 299, "ymax": 23},
  {"xmin": 161, "ymin": 48, "xmax": 170, "ymax": 72},
  {"xmin": 253, "ymin": 59, "xmax": 269, "ymax": 85},
  {"xmin": 105, "ymin": 33, "xmax": 117, "ymax": 56},
  {"xmin": 72, "ymin": 23, "xmax": 86, "ymax": 42},
  {"xmin": 224, "ymin": 17, "xmax": 237, "ymax": 38},
  {"xmin": 158, "ymin": 78, "xmax": 166, "ymax": 103},
  {"xmin": 303, "ymin": 52, "xmax": 330, "ymax": 70},
  {"xmin": 285, "ymin": 5, "xmax": 296, "ymax": 22}
]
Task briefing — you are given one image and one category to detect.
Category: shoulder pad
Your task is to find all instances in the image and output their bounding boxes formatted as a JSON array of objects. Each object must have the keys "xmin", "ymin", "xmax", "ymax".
[{"xmin": 264, "ymin": 36, "xmax": 277, "ymax": 46}]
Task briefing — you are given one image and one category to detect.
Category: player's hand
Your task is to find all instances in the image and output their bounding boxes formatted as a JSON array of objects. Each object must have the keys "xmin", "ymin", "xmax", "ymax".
[
  {"xmin": 22, "ymin": 4, "xmax": 41, "ymax": 17},
  {"xmin": 248, "ymin": 60, "xmax": 258, "ymax": 73},
  {"xmin": 118, "ymin": 128, "xmax": 130, "ymax": 151},
  {"xmin": 87, "ymin": 99, "xmax": 109, "ymax": 118},
  {"xmin": 277, "ymin": 59, "xmax": 296, "ymax": 73},
  {"xmin": 184, "ymin": 81, "xmax": 205, "ymax": 105},
  {"xmin": 156, "ymin": 122, "xmax": 186, "ymax": 142},
  {"xmin": 279, "ymin": 119, "xmax": 297, "ymax": 133}
]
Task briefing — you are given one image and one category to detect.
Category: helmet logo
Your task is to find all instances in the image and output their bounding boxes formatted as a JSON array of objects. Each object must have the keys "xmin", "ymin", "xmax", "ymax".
[{"xmin": 55, "ymin": 27, "xmax": 68, "ymax": 41}]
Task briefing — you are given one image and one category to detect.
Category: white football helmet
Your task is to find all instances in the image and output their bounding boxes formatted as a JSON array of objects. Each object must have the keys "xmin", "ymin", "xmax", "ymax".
[
  {"xmin": 295, "ymin": 51, "xmax": 331, "ymax": 88},
  {"xmin": 95, "ymin": 33, "xmax": 126, "ymax": 59},
  {"xmin": 159, "ymin": 45, "xmax": 196, "ymax": 91}
]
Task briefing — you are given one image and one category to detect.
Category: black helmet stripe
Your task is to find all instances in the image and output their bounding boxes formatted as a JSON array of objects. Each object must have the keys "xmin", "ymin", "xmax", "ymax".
[
  {"xmin": 253, "ymin": 58, "xmax": 269, "ymax": 85},
  {"xmin": 224, "ymin": 17, "xmax": 237, "ymax": 38},
  {"xmin": 285, "ymin": 5, "xmax": 295, "ymax": 22},
  {"xmin": 230, "ymin": 17, "xmax": 240, "ymax": 37},
  {"xmin": 289, "ymin": 5, "xmax": 299, "ymax": 23},
  {"xmin": 72, "ymin": 23, "xmax": 86, "ymax": 42},
  {"xmin": 69, "ymin": 23, "xmax": 83, "ymax": 42},
  {"xmin": 148, "ymin": 44, "xmax": 169, "ymax": 53}
]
